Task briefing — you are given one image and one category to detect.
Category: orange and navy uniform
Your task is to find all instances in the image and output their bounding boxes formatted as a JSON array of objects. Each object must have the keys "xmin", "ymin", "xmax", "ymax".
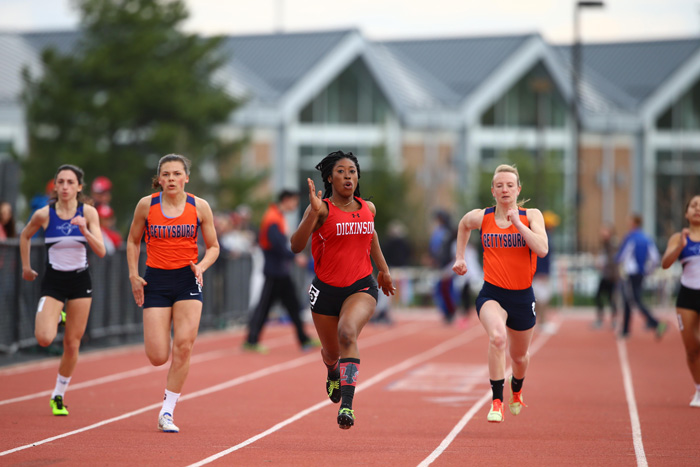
[
  {"xmin": 258, "ymin": 203, "xmax": 295, "ymax": 276},
  {"xmin": 480, "ymin": 206, "xmax": 537, "ymax": 290},
  {"xmin": 145, "ymin": 192, "xmax": 200, "ymax": 270},
  {"xmin": 312, "ymin": 197, "xmax": 374, "ymax": 287}
]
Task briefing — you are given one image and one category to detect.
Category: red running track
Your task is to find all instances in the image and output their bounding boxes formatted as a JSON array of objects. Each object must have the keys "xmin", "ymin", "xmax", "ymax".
[{"xmin": 0, "ymin": 308, "xmax": 698, "ymax": 466}]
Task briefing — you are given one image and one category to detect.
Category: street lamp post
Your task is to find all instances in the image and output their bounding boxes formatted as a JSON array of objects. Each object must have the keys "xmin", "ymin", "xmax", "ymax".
[{"xmin": 572, "ymin": 1, "xmax": 604, "ymax": 251}]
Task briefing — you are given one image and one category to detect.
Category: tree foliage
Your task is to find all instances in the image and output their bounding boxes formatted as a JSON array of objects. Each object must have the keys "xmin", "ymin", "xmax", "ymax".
[{"xmin": 21, "ymin": 0, "xmax": 244, "ymax": 229}]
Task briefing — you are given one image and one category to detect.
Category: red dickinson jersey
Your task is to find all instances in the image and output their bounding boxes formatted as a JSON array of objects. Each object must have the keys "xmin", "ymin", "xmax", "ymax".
[
  {"xmin": 312, "ymin": 197, "xmax": 374, "ymax": 287},
  {"xmin": 480, "ymin": 206, "xmax": 537, "ymax": 290},
  {"xmin": 145, "ymin": 192, "xmax": 200, "ymax": 270}
]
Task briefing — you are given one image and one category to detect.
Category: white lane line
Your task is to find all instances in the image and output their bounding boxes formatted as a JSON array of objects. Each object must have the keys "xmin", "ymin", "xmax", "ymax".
[
  {"xmin": 616, "ymin": 339, "xmax": 648, "ymax": 467},
  {"xmin": 0, "ymin": 321, "xmax": 425, "ymax": 456},
  {"xmin": 0, "ymin": 321, "xmax": 417, "ymax": 406},
  {"xmin": 417, "ymin": 326, "xmax": 554, "ymax": 466},
  {"xmin": 187, "ymin": 325, "xmax": 486, "ymax": 467}
]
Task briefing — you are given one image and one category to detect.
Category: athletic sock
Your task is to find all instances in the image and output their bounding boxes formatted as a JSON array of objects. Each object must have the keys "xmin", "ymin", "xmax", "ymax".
[
  {"xmin": 51, "ymin": 373, "xmax": 71, "ymax": 398},
  {"xmin": 324, "ymin": 359, "xmax": 340, "ymax": 379},
  {"xmin": 160, "ymin": 389, "xmax": 180, "ymax": 417},
  {"xmin": 511, "ymin": 376, "xmax": 525, "ymax": 393},
  {"xmin": 339, "ymin": 358, "xmax": 360, "ymax": 409},
  {"xmin": 490, "ymin": 379, "xmax": 505, "ymax": 402}
]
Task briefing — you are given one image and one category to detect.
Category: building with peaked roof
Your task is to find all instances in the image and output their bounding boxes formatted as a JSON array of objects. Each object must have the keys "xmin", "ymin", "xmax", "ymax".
[{"xmin": 1, "ymin": 28, "xmax": 699, "ymax": 252}]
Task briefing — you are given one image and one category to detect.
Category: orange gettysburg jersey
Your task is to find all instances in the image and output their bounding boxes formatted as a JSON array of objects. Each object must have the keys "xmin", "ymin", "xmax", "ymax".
[
  {"xmin": 480, "ymin": 206, "xmax": 537, "ymax": 290},
  {"xmin": 145, "ymin": 192, "xmax": 200, "ymax": 270},
  {"xmin": 312, "ymin": 197, "xmax": 374, "ymax": 287}
]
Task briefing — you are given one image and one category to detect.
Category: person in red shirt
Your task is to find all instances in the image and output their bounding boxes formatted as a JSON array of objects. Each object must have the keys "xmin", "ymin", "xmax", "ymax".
[
  {"xmin": 96, "ymin": 204, "xmax": 123, "ymax": 254},
  {"xmin": 452, "ymin": 164, "xmax": 548, "ymax": 423},
  {"xmin": 126, "ymin": 154, "xmax": 220, "ymax": 433},
  {"xmin": 291, "ymin": 150, "xmax": 395, "ymax": 430}
]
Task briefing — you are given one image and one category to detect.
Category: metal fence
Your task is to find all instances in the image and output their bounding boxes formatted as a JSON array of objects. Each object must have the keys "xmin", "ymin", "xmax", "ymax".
[{"xmin": 0, "ymin": 239, "xmax": 255, "ymax": 354}]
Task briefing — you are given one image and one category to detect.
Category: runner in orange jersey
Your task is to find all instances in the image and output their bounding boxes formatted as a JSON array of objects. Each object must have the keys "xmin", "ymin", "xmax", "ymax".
[
  {"xmin": 452, "ymin": 164, "xmax": 548, "ymax": 423},
  {"xmin": 126, "ymin": 154, "xmax": 220, "ymax": 433}
]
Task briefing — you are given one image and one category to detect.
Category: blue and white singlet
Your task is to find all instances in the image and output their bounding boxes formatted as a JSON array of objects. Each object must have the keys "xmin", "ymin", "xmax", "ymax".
[
  {"xmin": 44, "ymin": 203, "xmax": 88, "ymax": 271},
  {"xmin": 679, "ymin": 237, "xmax": 700, "ymax": 290}
]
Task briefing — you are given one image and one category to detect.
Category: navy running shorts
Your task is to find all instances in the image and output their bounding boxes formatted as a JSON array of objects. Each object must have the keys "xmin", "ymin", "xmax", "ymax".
[
  {"xmin": 475, "ymin": 281, "xmax": 536, "ymax": 331},
  {"xmin": 143, "ymin": 265, "xmax": 202, "ymax": 309},
  {"xmin": 308, "ymin": 274, "xmax": 378, "ymax": 317},
  {"xmin": 676, "ymin": 284, "xmax": 700, "ymax": 313},
  {"xmin": 40, "ymin": 265, "xmax": 93, "ymax": 302}
]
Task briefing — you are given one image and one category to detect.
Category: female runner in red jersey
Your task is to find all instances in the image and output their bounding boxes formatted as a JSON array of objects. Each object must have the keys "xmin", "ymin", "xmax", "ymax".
[
  {"xmin": 290, "ymin": 150, "xmax": 395, "ymax": 429},
  {"xmin": 452, "ymin": 164, "xmax": 548, "ymax": 423},
  {"xmin": 126, "ymin": 154, "xmax": 220, "ymax": 433}
]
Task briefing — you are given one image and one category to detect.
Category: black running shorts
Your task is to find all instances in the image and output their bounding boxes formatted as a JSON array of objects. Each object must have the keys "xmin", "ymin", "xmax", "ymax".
[
  {"xmin": 40, "ymin": 266, "xmax": 93, "ymax": 302},
  {"xmin": 308, "ymin": 274, "xmax": 378, "ymax": 317},
  {"xmin": 143, "ymin": 265, "xmax": 202, "ymax": 308},
  {"xmin": 475, "ymin": 281, "xmax": 536, "ymax": 331},
  {"xmin": 676, "ymin": 284, "xmax": 700, "ymax": 313}
]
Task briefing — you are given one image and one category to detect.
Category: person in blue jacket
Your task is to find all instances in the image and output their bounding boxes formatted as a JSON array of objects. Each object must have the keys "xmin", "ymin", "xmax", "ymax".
[{"xmin": 615, "ymin": 213, "xmax": 666, "ymax": 339}]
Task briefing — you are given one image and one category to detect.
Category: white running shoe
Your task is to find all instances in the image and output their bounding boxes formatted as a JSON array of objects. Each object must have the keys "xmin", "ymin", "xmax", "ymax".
[
  {"xmin": 690, "ymin": 391, "xmax": 700, "ymax": 408},
  {"xmin": 158, "ymin": 412, "xmax": 179, "ymax": 433}
]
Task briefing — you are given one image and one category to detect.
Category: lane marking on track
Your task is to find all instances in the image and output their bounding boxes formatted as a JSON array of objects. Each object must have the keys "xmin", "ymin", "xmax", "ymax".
[
  {"xmin": 186, "ymin": 325, "xmax": 486, "ymax": 467},
  {"xmin": 0, "ymin": 321, "xmax": 426, "ymax": 457},
  {"xmin": 0, "ymin": 322, "xmax": 414, "ymax": 406},
  {"xmin": 616, "ymin": 339, "xmax": 648, "ymax": 467},
  {"xmin": 417, "ymin": 323, "xmax": 554, "ymax": 466}
]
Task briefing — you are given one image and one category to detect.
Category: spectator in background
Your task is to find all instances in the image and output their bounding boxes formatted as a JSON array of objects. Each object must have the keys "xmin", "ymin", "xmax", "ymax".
[
  {"xmin": 532, "ymin": 210, "xmax": 560, "ymax": 335},
  {"xmin": 429, "ymin": 210, "xmax": 458, "ymax": 323},
  {"xmin": 453, "ymin": 238, "xmax": 483, "ymax": 329},
  {"xmin": 243, "ymin": 190, "xmax": 319, "ymax": 353},
  {"xmin": 593, "ymin": 224, "xmax": 619, "ymax": 330},
  {"xmin": 0, "ymin": 200, "xmax": 18, "ymax": 239},
  {"xmin": 373, "ymin": 220, "xmax": 412, "ymax": 323},
  {"xmin": 90, "ymin": 176, "xmax": 112, "ymax": 209},
  {"xmin": 616, "ymin": 213, "xmax": 667, "ymax": 339},
  {"xmin": 96, "ymin": 204, "xmax": 123, "ymax": 254}
]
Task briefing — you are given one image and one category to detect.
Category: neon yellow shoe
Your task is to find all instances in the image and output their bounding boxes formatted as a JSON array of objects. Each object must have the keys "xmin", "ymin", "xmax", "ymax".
[
  {"xmin": 326, "ymin": 377, "xmax": 341, "ymax": 403},
  {"xmin": 50, "ymin": 395, "xmax": 69, "ymax": 416},
  {"xmin": 487, "ymin": 399, "xmax": 504, "ymax": 423},
  {"xmin": 337, "ymin": 407, "xmax": 355, "ymax": 429},
  {"xmin": 509, "ymin": 376, "xmax": 527, "ymax": 416}
]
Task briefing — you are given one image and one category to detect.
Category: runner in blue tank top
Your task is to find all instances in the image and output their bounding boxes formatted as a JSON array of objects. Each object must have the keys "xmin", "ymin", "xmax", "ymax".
[
  {"xmin": 661, "ymin": 194, "xmax": 700, "ymax": 407},
  {"xmin": 20, "ymin": 164, "xmax": 106, "ymax": 416}
]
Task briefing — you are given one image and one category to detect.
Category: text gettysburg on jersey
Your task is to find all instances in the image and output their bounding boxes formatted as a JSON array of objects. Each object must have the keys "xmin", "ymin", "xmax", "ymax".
[{"xmin": 148, "ymin": 224, "xmax": 197, "ymax": 239}]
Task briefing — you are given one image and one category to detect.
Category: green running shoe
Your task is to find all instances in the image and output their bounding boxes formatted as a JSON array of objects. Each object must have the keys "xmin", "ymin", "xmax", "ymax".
[
  {"xmin": 326, "ymin": 377, "xmax": 341, "ymax": 403},
  {"xmin": 50, "ymin": 395, "xmax": 69, "ymax": 416},
  {"xmin": 337, "ymin": 407, "xmax": 355, "ymax": 429}
]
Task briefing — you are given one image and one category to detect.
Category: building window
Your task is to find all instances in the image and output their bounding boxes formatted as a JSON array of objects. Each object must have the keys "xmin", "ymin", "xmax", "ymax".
[
  {"xmin": 656, "ymin": 150, "xmax": 700, "ymax": 240},
  {"xmin": 300, "ymin": 59, "xmax": 389, "ymax": 124},
  {"xmin": 480, "ymin": 62, "xmax": 566, "ymax": 129},
  {"xmin": 656, "ymin": 79, "xmax": 700, "ymax": 130}
]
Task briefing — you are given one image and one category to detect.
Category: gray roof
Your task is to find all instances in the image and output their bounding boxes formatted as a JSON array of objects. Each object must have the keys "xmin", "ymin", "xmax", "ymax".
[
  {"xmin": 378, "ymin": 34, "xmax": 537, "ymax": 107},
  {"xmin": 220, "ymin": 29, "xmax": 355, "ymax": 103},
  {"xmin": 556, "ymin": 38, "xmax": 700, "ymax": 111},
  {"xmin": 1, "ymin": 28, "xmax": 700, "ymax": 127}
]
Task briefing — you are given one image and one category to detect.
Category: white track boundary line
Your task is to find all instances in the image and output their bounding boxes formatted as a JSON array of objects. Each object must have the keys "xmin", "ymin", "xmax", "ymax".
[
  {"xmin": 0, "ymin": 321, "xmax": 425, "ymax": 457},
  {"xmin": 187, "ymin": 325, "xmax": 486, "ymax": 467},
  {"xmin": 417, "ymin": 326, "xmax": 554, "ymax": 466},
  {"xmin": 0, "ymin": 320, "xmax": 423, "ymax": 406},
  {"xmin": 616, "ymin": 339, "xmax": 648, "ymax": 467}
]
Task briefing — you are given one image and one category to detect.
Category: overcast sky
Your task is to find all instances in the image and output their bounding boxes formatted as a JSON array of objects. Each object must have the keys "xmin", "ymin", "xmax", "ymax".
[{"xmin": 1, "ymin": 0, "xmax": 699, "ymax": 44}]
